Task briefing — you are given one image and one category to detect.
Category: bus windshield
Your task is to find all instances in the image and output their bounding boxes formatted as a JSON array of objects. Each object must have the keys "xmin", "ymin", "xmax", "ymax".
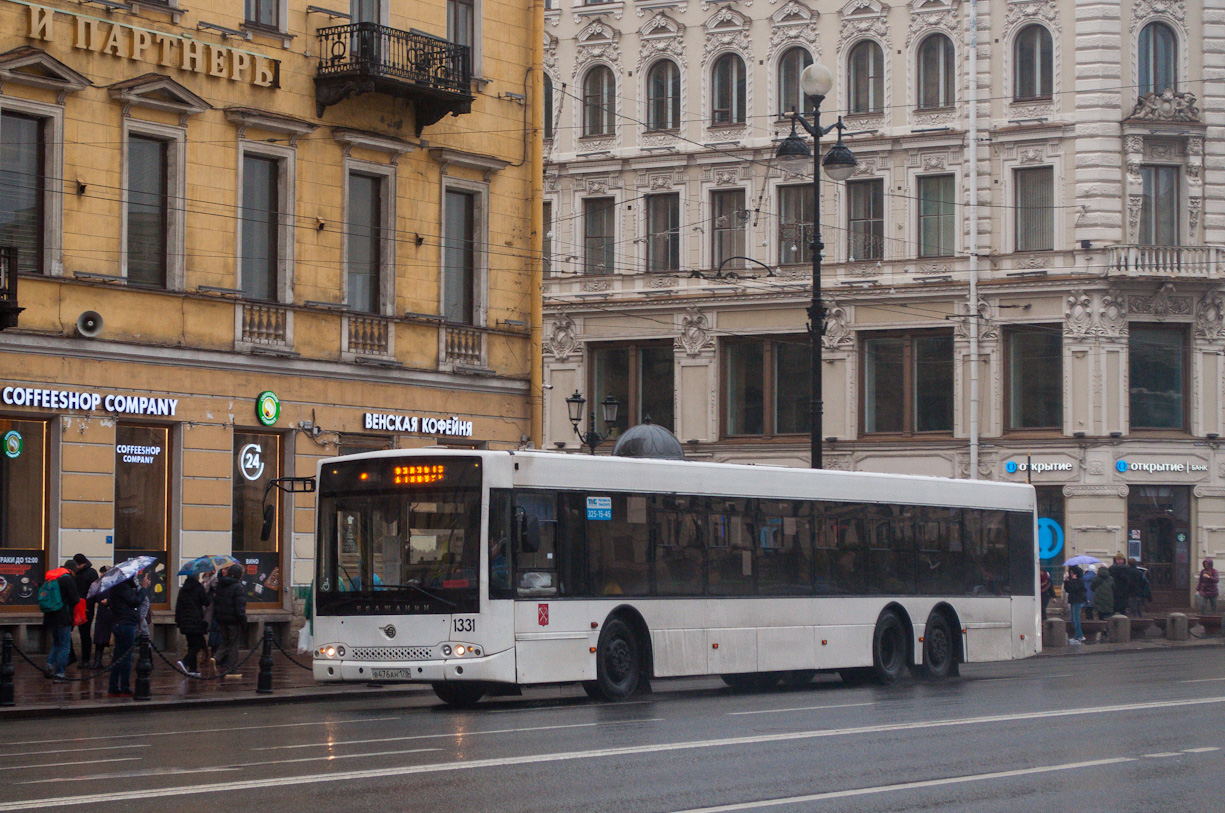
[{"xmin": 316, "ymin": 457, "xmax": 481, "ymax": 615}]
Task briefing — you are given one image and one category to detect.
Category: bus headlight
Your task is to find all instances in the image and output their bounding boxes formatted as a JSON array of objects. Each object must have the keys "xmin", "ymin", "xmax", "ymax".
[
  {"xmin": 442, "ymin": 645, "xmax": 452, "ymax": 656},
  {"xmin": 336, "ymin": 646, "xmax": 346, "ymax": 657},
  {"xmin": 455, "ymin": 645, "xmax": 466, "ymax": 656}
]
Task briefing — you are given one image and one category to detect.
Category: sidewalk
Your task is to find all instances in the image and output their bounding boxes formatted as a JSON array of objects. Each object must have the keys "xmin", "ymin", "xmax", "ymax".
[
  {"xmin": 1038, "ymin": 626, "xmax": 1225, "ymax": 658},
  {"xmin": 0, "ymin": 645, "xmax": 428, "ymax": 720}
]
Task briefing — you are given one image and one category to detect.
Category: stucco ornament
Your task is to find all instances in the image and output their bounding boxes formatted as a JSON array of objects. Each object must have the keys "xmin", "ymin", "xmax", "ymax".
[
  {"xmin": 677, "ymin": 308, "xmax": 715, "ymax": 356},
  {"xmin": 1195, "ymin": 290, "xmax": 1225, "ymax": 340},
  {"xmin": 1065, "ymin": 290, "xmax": 1093, "ymax": 338},
  {"xmin": 1128, "ymin": 90, "xmax": 1200, "ymax": 122},
  {"xmin": 547, "ymin": 314, "xmax": 578, "ymax": 361}
]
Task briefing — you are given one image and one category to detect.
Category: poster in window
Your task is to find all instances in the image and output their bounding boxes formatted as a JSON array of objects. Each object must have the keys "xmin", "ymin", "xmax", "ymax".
[
  {"xmin": 0, "ymin": 550, "xmax": 45, "ymax": 607},
  {"xmin": 240, "ymin": 551, "xmax": 282, "ymax": 602}
]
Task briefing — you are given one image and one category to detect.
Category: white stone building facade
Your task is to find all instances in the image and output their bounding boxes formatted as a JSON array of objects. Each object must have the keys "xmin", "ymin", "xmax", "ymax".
[{"xmin": 541, "ymin": 0, "xmax": 1225, "ymax": 605}]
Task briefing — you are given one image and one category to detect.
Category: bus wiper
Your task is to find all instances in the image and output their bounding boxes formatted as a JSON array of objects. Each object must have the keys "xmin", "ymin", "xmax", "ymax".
[{"xmin": 403, "ymin": 583, "xmax": 457, "ymax": 608}]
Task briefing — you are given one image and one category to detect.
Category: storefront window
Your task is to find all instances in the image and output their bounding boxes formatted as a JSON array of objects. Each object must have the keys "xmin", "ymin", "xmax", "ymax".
[
  {"xmin": 114, "ymin": 424, "xmax": 170, "ymax": 605},
  {"xmin": 233, "ymin": 432, "xmax": 282, "ymax": 604},
  {"xmin": 1035, "ymin": 486, "xmax": 1065, "ymax": 586},
  {"xmin": 0, "ymin": 418, "xmax": 48, "ymax": 609}
]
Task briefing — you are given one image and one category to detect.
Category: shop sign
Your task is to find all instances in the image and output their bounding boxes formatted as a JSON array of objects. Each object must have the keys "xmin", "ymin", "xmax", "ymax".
[
  {"xmin": 256, "ymin": 391, "xmax": 280, "ymax": 427},
  {"xmin": 2, "ymin": 430, "xmax": 21, "ymax": 459},
  {"xmin": 238, "ymin": 443, "xmax": 266, "ymax": 481},
  {"xmin": 1115, "ymin": 459, "xmax": 1208, "ymax": 474},
  {"xmin": 1004, "ymin": 460, "xmax": 1074, "ymax": 474},
  {"xmin": 116, "ymin": 443, "xmax": 161, "ymax": 464},
  {"xmin": 363, "ymin": 412, "xmax": 474, "ymax": 437},
  {"xmin": 0, "ymin": 553, "xmax": 43, "ymax": 607},
  {"xmin": 2, "ymin": 385, "xmax": 178, "ymax": 416},
  {"xmin": 26, "ymin": 6, "xmax": 279, "ymax": 87}
]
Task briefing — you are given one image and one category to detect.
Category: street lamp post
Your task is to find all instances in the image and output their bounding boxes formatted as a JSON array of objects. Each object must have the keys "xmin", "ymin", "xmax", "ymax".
[
  {"xmin": 565, "ymin": 390, "xmax": 619, "ymax": 454},
  {"xmin": 774, "ymin": 63, "xmax": 857, "ymax": 469}
]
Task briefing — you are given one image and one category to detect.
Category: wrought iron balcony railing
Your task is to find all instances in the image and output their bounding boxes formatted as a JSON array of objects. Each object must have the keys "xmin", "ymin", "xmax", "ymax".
[
  {"xmin": 315, "ymin": 23, "xmax": 473, "ymax": 133},
  {"xmin": 0, "ymin": 246, "xmax": 22, "ymax": 330}
]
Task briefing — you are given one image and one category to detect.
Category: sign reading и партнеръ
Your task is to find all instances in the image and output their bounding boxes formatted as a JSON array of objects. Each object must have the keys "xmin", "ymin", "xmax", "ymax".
[
  {"xmin": 2, "ymin": 385, "xmax": 178, "ymax": 416},
  {"xmin": 363, "ymin": 412, "xmax": 474, "ymax": 437}
]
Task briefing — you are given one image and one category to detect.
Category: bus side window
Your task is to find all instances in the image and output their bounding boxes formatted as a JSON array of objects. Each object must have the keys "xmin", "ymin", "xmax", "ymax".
[
  {"xmin": 514, "ymin": 491, "xmax": 558, "ymax": 597},
  {"xmin": 488, "ymin": 489, "xmax": 513, "ymax": 599}
]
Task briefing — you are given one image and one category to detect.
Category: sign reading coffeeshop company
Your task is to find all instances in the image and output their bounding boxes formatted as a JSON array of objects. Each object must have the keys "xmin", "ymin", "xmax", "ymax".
[{"xmin": 2, "ymin": 385, "xmax": 178, "ymax": 416}]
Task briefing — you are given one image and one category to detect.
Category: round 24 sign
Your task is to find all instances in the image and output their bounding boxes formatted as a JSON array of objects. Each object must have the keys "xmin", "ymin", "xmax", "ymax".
[{"xmin": 256, "ymin": 391, "xmax": 280, "ymax": 427}]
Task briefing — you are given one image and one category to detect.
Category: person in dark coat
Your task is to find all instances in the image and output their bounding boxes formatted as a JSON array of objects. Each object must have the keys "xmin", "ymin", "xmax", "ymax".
[
  {"xmin": 107, "ymin": 576, "xmax": 145, "ymax": 697},
  {"xmin": 212, "ymin": 564, "xmax": 248, "ymax": 675},
  {"xmin": 1092, "ymin": 566, "xmax": 1115, "ymax": 620},
  {"xmin": 1108, "ymin": 554, "xmax": 1131, "ymax": 615},
  {"xmin": 42, "ymin": 560, "xmax": 80, "ymax": 681},
  {"xmin": 174, "ymin": 574, "xmax": 211, "ymax": 676},
  {"xmin": 90, "ymin": 566, "xmax": 114, "ymax": 669},
  {"xmin": 1064, "ymin": 565, "xmax": 1088, "ymax": 643},
  {"xmin": 71, "ymin": 554, "xmax": 99, "ymax": 668}
]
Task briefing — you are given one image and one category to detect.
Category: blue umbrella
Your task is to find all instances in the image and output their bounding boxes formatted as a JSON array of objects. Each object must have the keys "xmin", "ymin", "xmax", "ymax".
[
  {"xmin": 178, "ymin": 555, "xmax": 241, "ymax": 577},
  {"xmin": 87, "ymin": 556, "xmax": 157, "ymax": 599},
  {"xmin": 1064, "ymin": 555, "xmax": 1102, "ymax": 567}
]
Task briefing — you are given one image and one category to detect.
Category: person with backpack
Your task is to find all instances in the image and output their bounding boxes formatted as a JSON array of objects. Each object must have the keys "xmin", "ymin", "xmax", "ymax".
[
  {"xmin": 174, "ymin": 573, "xmax": 211, "ymax": 677},
  {"xmin": 107, "ymin": 574, "xmax": 145, "ymax": 698},
  {"xmin": 38, "ymin": 560, "xmax": 81, "ymax": 682},
  {"xmin": 212, "ymin": 564, "xmax": 248, "ymax": 676}
]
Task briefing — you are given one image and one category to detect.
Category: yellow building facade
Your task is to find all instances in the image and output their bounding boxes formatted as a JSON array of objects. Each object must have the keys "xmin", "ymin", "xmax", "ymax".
[{"xmin": 0, "ymin": 0, "xmax": 540, "ymax": 645}]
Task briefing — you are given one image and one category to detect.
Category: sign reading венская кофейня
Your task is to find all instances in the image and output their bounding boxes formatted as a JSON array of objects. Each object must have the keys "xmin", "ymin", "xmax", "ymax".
[
  {"xmin": 2, "ymin": 385, "xmax": 178, "ymax": 417},
  {"xmin": 363, "ymin": 412, "xmax": 474, "ymax": 438}
]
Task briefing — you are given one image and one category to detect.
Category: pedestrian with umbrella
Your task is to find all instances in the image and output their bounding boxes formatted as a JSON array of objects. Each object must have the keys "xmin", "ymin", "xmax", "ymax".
[
  {"xmin": 88, "ymin": 556, "xmax": 154, "ymax": 698},
  {"xmin": 174, "ymin": 558, "xmax": 227, "ymax": 677}
]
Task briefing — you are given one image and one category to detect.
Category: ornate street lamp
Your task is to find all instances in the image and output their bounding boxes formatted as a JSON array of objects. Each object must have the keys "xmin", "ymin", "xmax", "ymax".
[
  {"xmin": 565, "ymin": 390, "xmax": 619, "ymax": 454},
  {"xmin": 774, "ymin": 62, "xmax": 857, "ymax": 469}
]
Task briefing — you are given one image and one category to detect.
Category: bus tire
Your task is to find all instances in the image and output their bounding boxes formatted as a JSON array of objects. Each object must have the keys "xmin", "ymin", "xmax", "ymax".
[
  {"xmin": 871, "ymin": 611, "xmax": 908, "ymax": 684},
  {"xmin": 595, "ymin": 617, "xmax": 641, "ymax": 701},
  {"xmin": 432, "ymin": 682, "xmax": 486, "ymax": 708},
  {"xmin": 720, "ymin": 672, "xmax": 781, "ymax": 693},
  {"xmin": 917, "ymin": 613, "xmax": 956, "ymax": 680}
]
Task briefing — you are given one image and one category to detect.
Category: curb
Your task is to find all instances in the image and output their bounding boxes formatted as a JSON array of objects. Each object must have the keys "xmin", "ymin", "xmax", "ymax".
[{"xmin": 1036, "ymin": 636, "xmax": 1224, "ymax": 658}]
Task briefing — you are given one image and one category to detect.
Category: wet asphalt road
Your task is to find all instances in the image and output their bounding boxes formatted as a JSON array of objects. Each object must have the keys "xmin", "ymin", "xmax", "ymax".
[{"xmin": 3, "ymin": 647, "xmax": 1223, "ymax": 813}]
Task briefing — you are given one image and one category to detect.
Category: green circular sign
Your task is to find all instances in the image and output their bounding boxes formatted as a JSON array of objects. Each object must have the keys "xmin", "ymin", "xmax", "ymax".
[
  {"xmin": 256, "ymin": 391, "xmax": 280, "ymax": 426},
  {"xmin": 3, "ymin": 430, "xmax": 22, "ymax": 459}
]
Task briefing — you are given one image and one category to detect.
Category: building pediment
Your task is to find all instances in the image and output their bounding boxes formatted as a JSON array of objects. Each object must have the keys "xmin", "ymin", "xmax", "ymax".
[
  {"xmin": 772, "ymin": 1, "xmax": 818, "ymax": 26},
  {"xmin": 108, "ymin": 73, "xmax": 210, "ymax": 120},
  {"xmin": 704, "ymin": 5, "xmax": 750, "ymax": 32},
  {"xmin": 640, "ymin": 11, "xmax": 684, "ymax": 39},
  {"xmin": 840, "ymin": 0, "xmax": 888, "ymax": 19},
  {"xmin": 576, "ymin": 18, "xmax": 620, "ymax": 46},
  {"xmin": 0, "ymin": 47, "xmax": 90, "ymax": 97}
]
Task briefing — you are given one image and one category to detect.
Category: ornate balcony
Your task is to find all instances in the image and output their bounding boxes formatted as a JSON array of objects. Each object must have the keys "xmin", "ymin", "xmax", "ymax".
[
  {"xmin": 0, "ymin": 246, "xmax": 22, "ymax": 330},
  {"xmin": 315, "ymin": 23, "xmax": 473, "ymax": 134},
  {"xmin": 239, "ymin": 302, "xmax": 291, "ymax": 348},
  {"xmin": 442, "ymin": 324, "xmax": 484, "ymax": 367},
  {"xmin": 1108, "ymin": 244, "xmax": 1224, "ymax": 278}
]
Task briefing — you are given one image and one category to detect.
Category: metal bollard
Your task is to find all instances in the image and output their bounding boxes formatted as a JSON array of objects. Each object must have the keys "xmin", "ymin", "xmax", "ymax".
[
  {"xmin": 1, "ymin": 632, "xmax": 14, "ymax": 707},
  {"xmin": 257, "ymin": 626, "xmax": 274, "ymax": 694},
  {"xmin": 134, "ymin": 631, "xmax": 152, "ymax": 701}
]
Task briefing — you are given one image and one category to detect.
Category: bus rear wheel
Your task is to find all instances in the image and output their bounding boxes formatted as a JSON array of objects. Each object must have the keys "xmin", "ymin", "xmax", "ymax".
[
  {"xmin": 871, "ymin": 611, "xmax": 908, "ymax": 684},
  {"xmin": 595, "ymin": 617, "xmax": 641, "ymax": 701},
  {"xmin": 432, "ymin": 682, "xmax": 486, "ymax": 708},
  {"xmin": 720, "ymin": 672, "xmax": 782, "ymax": 693},
  {"xmin": 917, "ymin": 613, "xmax": 957, "ymax": 680}
]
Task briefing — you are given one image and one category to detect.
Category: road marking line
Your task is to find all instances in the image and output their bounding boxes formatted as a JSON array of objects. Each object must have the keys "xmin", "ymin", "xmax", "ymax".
[
  {"xmin": 1, "ymin": 694, "xmax": 1223, "ymax": 811},
  {"xmin": 0, "ymin": 716, "xmax": 404, "ymax": 749},
  {"xmin": 21, "ymin": 767, "xmax": 242, "ymax": 785},
  {"xmin": 1141, "ymin": 753, "xmax": 1181, "ymax": 758},
  {"xmin": 728, "ymin": 702, "xmax": 874, "ymax": 717},
  {"xmin": 0, "ymin": 758, "xmax": 142, "ymax": 774},
  {"xmin": 1182, "ymin": 747, "xmax": 1221, "ymax": 753},
  {"xmin": 1178, "ymin": 677, "xmax": 1225, "ymax": 683},
  {"xmin": 2, "ymin": 744, "xmax": 151, "ymax": 757},
  {"xmin": 252, "ymin": 720, "xmax": 664, "ymax": 751},
  {"xmin": 664, "ymin": 757, "xmax": 1136, "ymax": 813}
]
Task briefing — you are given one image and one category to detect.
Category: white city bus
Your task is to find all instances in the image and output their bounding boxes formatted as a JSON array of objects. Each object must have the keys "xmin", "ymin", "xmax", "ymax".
[{"xmin": 311, "ymin": 450, "xmax": 1039, "ymax": 706}]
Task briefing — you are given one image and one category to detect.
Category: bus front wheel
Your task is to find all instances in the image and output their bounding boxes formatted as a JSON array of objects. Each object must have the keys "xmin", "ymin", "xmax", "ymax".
[
  {"xmin": 871, "ymin": 611, "xmax": 908, "ymax": 684},
  {"xmin": 595, "ymin": 617, "xmax": 641, "ymax": 701},
  {"xmin": 432, "ymin": 682, "xmax": 486, "ymax": 708}
]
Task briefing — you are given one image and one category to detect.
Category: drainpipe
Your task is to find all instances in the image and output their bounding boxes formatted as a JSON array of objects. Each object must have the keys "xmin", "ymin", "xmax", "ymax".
[
  {"xmin": 967, "ymin": 0, "xmax": 980, "ymax": 479},
  {"xmin": 529, "ymin": 0, "xmax": 545, "ymax": 448}
]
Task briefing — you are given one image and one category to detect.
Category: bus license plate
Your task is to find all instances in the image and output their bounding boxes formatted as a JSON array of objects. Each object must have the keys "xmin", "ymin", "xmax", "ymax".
[{"xmin": 370, "ymin": 669, "xmax": 415, "ymax": 680}]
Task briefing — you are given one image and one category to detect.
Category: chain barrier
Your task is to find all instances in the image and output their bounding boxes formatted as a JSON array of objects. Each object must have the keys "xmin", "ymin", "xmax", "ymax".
[
  {"xmin": 269, "ymin": 637, "xmax": 315, "ymax": 671},
  {"xmin": 10, "ymin": 640, "xmax": 134, "ymax": 683},
  {"xmin": 149, "ymin": 639, "xmax": 261, "ymax": 682}
]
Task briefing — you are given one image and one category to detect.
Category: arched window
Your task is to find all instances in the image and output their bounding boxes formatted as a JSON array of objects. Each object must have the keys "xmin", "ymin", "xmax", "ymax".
[
  {"xmin": 1013, "ymin": 25, "xmax": 1053, "ymax": 101},
  {"xmin": 646, "ymin": 60, "xmax": 681, "ymax": 130},
  {"xmin": 916, "ymin": 34, "xmax": 954, "ymax": 109},
  {"xmin": 777, "ymin": 47, "xmax": 814, "ymax": 116},
  {"xmin": 711, "ymin": 53, "xmax": 747, "ymax": 125},
  {"xmin": 582, "ymin": 65, "xmax": 615, "ymax": 137},
  {"xmin": 848, "ymin": 40, "xmax": 884, "ymax": 114},
  {"xmin": 1139, "ymin": 22, "xmax": 1177, "ymax": 95},
  {"xmin": 543, "ymin": 74, "xmax": 554, "ymax": 138}
]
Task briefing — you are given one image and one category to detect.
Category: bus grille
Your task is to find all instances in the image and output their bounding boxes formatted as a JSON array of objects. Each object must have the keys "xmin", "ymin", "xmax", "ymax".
[{"xmin": 348, "ymin": 646, "xmax": 435, "ymax": 661}]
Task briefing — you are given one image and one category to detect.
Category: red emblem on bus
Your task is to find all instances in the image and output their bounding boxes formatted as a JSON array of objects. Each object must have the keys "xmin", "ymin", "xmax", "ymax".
[{"xmin": 538, "ymin": 603, "xmax": 549, "ymax": 626}]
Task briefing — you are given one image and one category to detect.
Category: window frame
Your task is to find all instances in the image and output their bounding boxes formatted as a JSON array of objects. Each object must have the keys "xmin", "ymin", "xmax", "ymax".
[
  {"xmin": 1128, "ymin": 323, "xmax": 1188, "ymax": 433},
  {"xmin": 343, "ymin": 160, "xmax": 396, "ymax": 315},
  {"xmin": 237, "ymin": 142, "xmax": 296, "ymax": 304},
  {"xmin": 777, "ymin": 47, "xmax": 814, "ymax": 117},
  {"xmin": 1138, "ymin": 21, "xmax": 1178, "ymax": 96},
  {"xmin": 645, "ymin": 59, "xmax": 682, "ymax": 131},
  {"xmin": 587, "ymin": 340, "xmax": 676, "ymax": 435},
  {"xmin": 0, "ymin": 108, "xmax": 48, "ymax": 276},
  {"xmin": 582, "ymin": 65, "xmax": 615, "ymax": 137},
  {"xmin": 847, "ymin": 40, "xmax": 885, "ymax": 115},
  {"xmin": 542, "ymin": 199, "xmax": 553, "ymax": 276},
  {"xmin": 543, "ymin": 74, "xmax": 555, "ymax": 139},
  {"xmin": 916, "ymin": 173, "xmax": 956, "ymax": 258},
  {"xmin": 1014, "ymin": 165, "xmax": 1055, "ymax": 253},
  {"xmin": 847, "ymin": 178, "xmax": 884, "ymax": 261},
  {"xmin": 583, "ymin": 196, "xmax": 616, "ymax": 275},
  {"xmin": 1004, "ymin": 325, "xmax": 1064, "ymax": 433},
  {"xmin": 1013, "ymin": 24, "xmax": 1053, "ymax": 102},
  {"xmin": 244, "ymin": 0, "xmax": 284, "ymax": 31},
  {"xmin": 720, "ymin": 336, "xmax": 811, "ymax": 439},
  {"xmin": 121, "ymin": 120, "xmax": 185, "ymax": 290},
  {"xmin": 777, "ymin": 183, "xmax": 813, "ymax": 266},
  {"xmin": 439, "ymin": 175, "xmax": 490, "ymax": 326},
  {"xmin": 710, "ymin": 53, "xmax": 747, "ymax": 125},
  {"xmin": 710, "ymin": 188, "xmax": 746, "ymax": 271},
  {"xmin": 1139, "ymin": 164, "xmax": 1180, "ymax": 246},
  {"xmin": 916, "ymin": 33, "xmax": 955, "ymax": 110},
  {"xmin": 859, "ymin": 329, "xmax": 955, "ymax": 438},
  {"xmin": 644, "ymin": 192, "xmax": 680, "ymax": 273}
]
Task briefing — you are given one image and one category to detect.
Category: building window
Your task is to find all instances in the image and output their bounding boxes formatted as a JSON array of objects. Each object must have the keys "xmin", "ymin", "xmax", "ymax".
[
  {"xmin": 917, "ymin": 34, "xmax": 954, "ymax": 109},
  {"xmin": 346, "ymin": 171, "xmax": 383, "ymax": 313},
  {"xmin": 645, "ymin": 193, "xmax": 680, "ymax": 272},
  {"xmin": 862, "ymin": 331, "xmax": 954, "ymax": 435},
  {"xmin": 351, "ymin": 0, "xmax": 379, "ymax": 23},
  {"xmin": 245, "ymin": 0, "xmax": 279, "ymax": 28},
  {"xmin": 1138, "ymin": 21, "xmax": 1177, "ymax": 95},
  {"xmin": 723, "ymin": 337, "xmax": 811, "ymax": 437},
  {"xmin": 582, "ymin": 66, "xmax": 615, "ymax": 137},
  {"xmin": 711, "ymin": 53, "xmax": 746, "ymax": 125},
  {"xmin": 543, "ymin": 74, "xmax": 554, "ymax": 138},
  {"xmin": 848, "ymin": 40, "xmax": 884, "ymax": 114},
  {"xmin": 448, "ymin": 0, "xmax": 474, "ymax": 49},
  {"xmin": 1007, "ymin": 327, "xmax": 1062, "ymax": 430},
  {"xmin": 0, "ymin": 416, "xmax": 48, "ymax": 607},
  {"xmin": 646, "ymin": 60, "xmax": 681, "ymax": 131},
  {"xmin": 778, "ymin": 184, "xmax": 813, "ymax": 266},
  {"xmin": 0, "ymin": 112, "xmax": 44, "ymax": 275},
  {"xmin": 241, "ymin": 154, "xmax": 280, "ymax": 301},
  {"xmin": 590, "ymin": 342, "xmax": 675, "ymax": 435},
  {"xmin": 443, "ymin": 189, "xmax": 476, "ymax": 323},
  {"xmin": 114, "ymin": 423, "xmax": 170, "ymax": 604},
  {"xmin": 126, "ymin": 135, "xmax": 168, "ymax": 288},
  {"xmin": 711, "ymin": 189, "xmax": 745, "ymax": 271},
  {"xmin": 847, "ymin": 178, "xmax": 884, "ymax": 261},
  {"xmin": 584, "ymin": 197, "xmax": 615, "ymax": 274},
  {"xmin": 778, "ymin": 47, "xmax": 814, "ymax": 117},
  {"xmin": 1014, "ymin": 25, "xmax": 1053, "ymax": 101},
  {"xmin": 1130, "ymin": 325, "xmax": 1185, "ymax": 430},
  {"xmin": 1140, "ymin": 165, "xmax": 1179, "ymax": 246},
  {"xmin": 1015, "ymin": 166, "xmax": 1054, "ymax": 252},
  {"xmin": 917, "ymin": 174, "xmax": 955, "ymax": 258},
  {"xmin": 542, "ymin": 200, "xmax": 553, "ymax": 276},
  {"xmin": 233, "ymin": 432, "xmax": 281, "ymax": 605}
]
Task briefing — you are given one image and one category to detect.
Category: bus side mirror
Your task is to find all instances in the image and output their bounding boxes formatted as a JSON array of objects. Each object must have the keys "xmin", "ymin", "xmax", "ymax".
[
  {"xmin": 514, "ymin": 507, "xmax": 541, "ymax": 554},
  {"xmin": 260, "ymin": 503, "xmax": 275, "ymax": 542}
]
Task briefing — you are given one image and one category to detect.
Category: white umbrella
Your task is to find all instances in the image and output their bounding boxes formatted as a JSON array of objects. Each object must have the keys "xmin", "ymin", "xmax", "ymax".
[
  {"xmin": 86, "ymin": 556, "xmax": 157, "ymax": 598},
  {"xmin": 1063, "ymin": 555, "xmax": 1102, "ymax": 567}
]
